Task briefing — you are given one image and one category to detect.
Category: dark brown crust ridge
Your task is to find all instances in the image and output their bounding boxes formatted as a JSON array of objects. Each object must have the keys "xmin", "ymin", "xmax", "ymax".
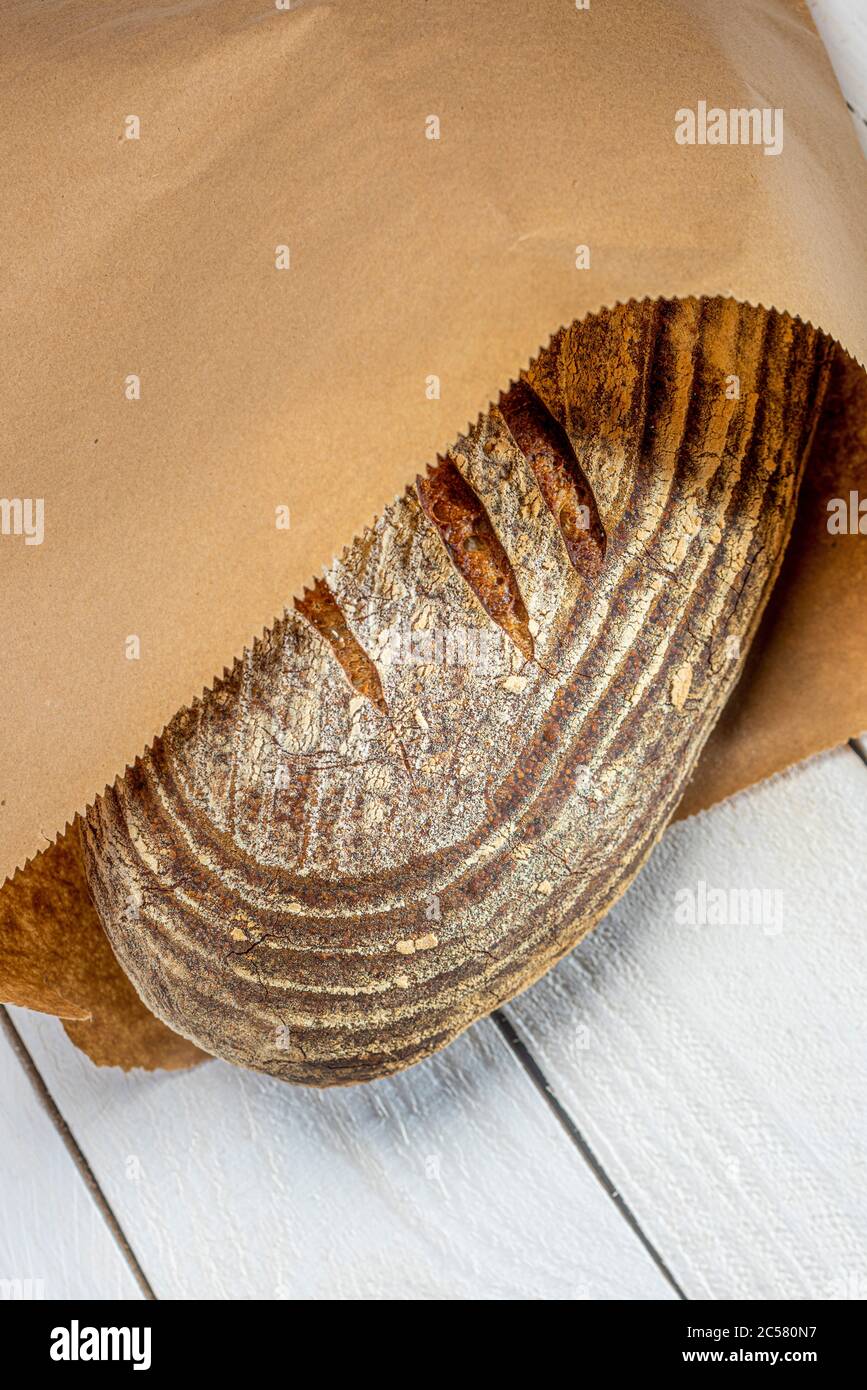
[{"xmin": 80, "ymin": 298, "xmax": 832, "ymax": 1086}]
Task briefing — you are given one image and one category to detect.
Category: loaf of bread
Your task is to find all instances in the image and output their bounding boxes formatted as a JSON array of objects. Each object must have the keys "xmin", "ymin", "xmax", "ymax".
[{"xmin": 81, "ymin": 298, "xmax": 831, "ymax": 1085}]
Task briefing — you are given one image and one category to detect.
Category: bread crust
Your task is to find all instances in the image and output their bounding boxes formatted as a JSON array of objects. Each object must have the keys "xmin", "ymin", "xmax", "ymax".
[{"xmin": 81, "ymin": 298, "xmax": 831, "ymax": 1085}]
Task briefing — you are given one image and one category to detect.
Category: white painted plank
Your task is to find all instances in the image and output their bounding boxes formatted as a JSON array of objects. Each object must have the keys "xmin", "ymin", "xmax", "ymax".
[
  {"xmin": 10, "ymin": 1010, "xmax": 674, "ymax": 1301},
  {"xmin": 505, "ymin": 745, "xmax": 867, "ymax": 1301},
  {"xmin": 810, "ymin": 0, "xmax": 867, "ymax": 154},
  {"xmin": 0, "ymin": 1022, "xmax": 143, "ymax": 1301}
]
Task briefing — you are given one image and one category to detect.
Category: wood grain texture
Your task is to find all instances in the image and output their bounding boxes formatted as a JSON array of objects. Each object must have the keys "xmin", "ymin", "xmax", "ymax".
[
  {"xmin": 506, "ymin": 744, "xmax": 867, "ymax": 1300},
  {"xmin": 0, "ymin": 1023, "xmax": 143, "ymax": 1301},
  {"xmin": 81, "ymin": 298, "xmax": 832, "ymax": 1085},
  {"xmin": 810, "ymin": 0, "xmax": 867, "ymax": 155},
  {"xmin": 9, "ymin": 1006, "xmax": 675, "ymax": 1301}
]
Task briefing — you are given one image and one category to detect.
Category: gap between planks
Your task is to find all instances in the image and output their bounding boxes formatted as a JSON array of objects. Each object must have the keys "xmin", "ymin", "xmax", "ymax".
[
  {"xmin": 489, "ymin": 739, "xmax": 867, "ymax": 1299},
  {"xmin": 491, "ymin": 1010, "xmax": 688, "ymax": 1300},
  {"xmin": 0, "ymin": 1005, "xmax": 156, "ymax": 1301},
  {"xmin": 846, "ymin": 100, "xmax": 867, "ymax": 128},
  {"xmin": 848, "ymin": 736, "xmax": 867, "ymax": 769}
]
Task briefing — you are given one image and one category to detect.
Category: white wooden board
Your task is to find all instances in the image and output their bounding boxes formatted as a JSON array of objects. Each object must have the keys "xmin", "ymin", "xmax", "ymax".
[
  {"xmin": 811, "ymin": 0, "xmax": 867, "ymax": 153},
  {"xmin": 505, "ymin": 745, "xmax": 867, "ymax": 1301},
  {"xmin": 10, "ymin": 1009, "xmax": 674, "ymax": 1301},
  {"xmin": 0, "ymin": 1022, "xmax": 142, "ymax": 1301}
]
